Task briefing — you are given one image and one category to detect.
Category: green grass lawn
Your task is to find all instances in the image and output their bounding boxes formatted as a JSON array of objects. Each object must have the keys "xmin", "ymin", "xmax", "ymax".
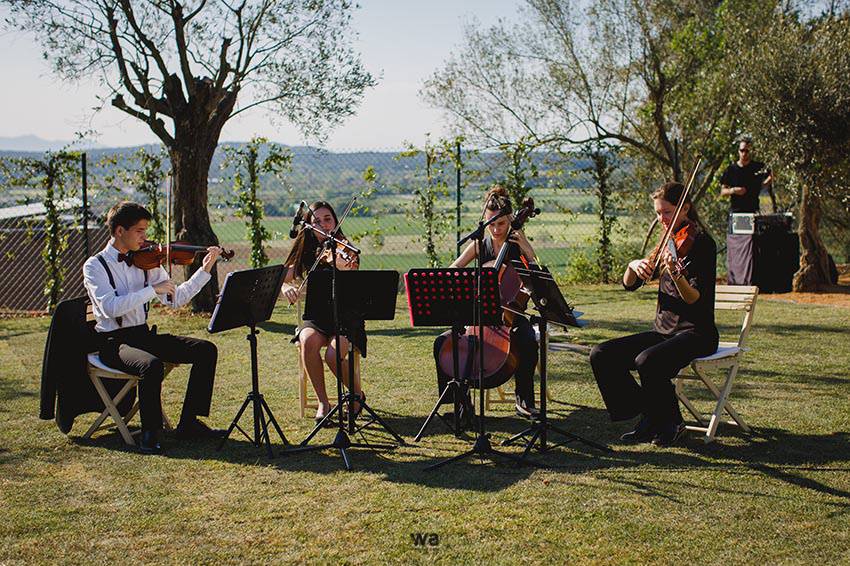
[
  {"xmin": 2, "ymin": 286, "xmax": 849, "ymax": 564},
  {"xmin": 212, "ymin": 211, "xmax": 604, "ymax": 242}
]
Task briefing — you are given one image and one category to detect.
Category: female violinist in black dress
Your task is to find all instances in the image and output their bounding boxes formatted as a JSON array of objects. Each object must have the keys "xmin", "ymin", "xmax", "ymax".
[
  {"xmin": 590, "ymin": 181, "xmax": 718, "ymax": 446},
  {"xmin": 280, "ymin": 201, "xmax": 365, "ymax": 424}
]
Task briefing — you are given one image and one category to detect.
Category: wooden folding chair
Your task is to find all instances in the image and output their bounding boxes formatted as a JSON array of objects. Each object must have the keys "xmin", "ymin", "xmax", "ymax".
[
  {"xmin": 82, "ymin": 354, "xmax": 176, "ymax": 445},
  {"xmin": 81, "ymin": 304, "xmax": 175, "ymax": 445},
  {"xmin": 675, "ymin": 285, "xmax": 758, "ymax": 443},
  {"xmin": 293, "ymin": 298, "xmax": 363, "ymax": 418}
]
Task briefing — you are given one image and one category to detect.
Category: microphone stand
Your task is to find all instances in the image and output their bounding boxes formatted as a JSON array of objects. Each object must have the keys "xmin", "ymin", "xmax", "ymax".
[
  {"xmin": 425, "ymin": 210, "xmax": 528, "ymax": 471},
  {"xmin": 285, "ymin": 197, "xmax": 398, "ymax": 470}
]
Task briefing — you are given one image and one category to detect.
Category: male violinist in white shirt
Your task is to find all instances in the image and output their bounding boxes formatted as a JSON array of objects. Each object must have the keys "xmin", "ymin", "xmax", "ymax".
[{"xmin": 83, "ymin": 201, "xmax": 223, "ymax": 454}]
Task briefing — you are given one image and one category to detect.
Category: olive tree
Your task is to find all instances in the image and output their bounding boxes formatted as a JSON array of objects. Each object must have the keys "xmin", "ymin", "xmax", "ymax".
[{"xmin": 4, "ymin": 0, "xmax": 374, "ymax": 309}]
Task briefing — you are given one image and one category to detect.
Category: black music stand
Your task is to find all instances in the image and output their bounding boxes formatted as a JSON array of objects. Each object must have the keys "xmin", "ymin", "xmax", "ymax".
[
  {"xmin": 422, "ymin": 214, "xmax": 531, "ymax": 471},
  {"xmin": 501, "ymin": 262, "xmax": 611, "ymax": 461},
  {"xmin": 211, "ymin": 265, "xmax": 289, "ymax": 458},
  {"xmin": 286, "ymin": 269, "xmax": 404, "ymax": 469},
  {"xmin": 406, "ymin": 268, "xmax": 502, "ymax": 440}
]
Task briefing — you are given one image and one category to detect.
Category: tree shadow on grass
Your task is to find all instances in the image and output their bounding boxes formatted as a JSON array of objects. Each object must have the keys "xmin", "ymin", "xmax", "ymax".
[
  {"xmin": 257, "ymin": 321, "xmax": 297, "ymax": 335},
  {"xmin": 72, "ymin": 403, "xmax": 850, "ymax": 506},
  {"xmin": 0, "ymin": 378, "xmax": 38, "ymax": 405},
  {"xmin": 755, "ymin": 322, "xmax": 850, "ymax": 338},
  {"xmin": 534, "ymin": 406, "xmax": 850, "ymax": 512},
  {"xmin": 74, "ymin": 412, "xmax": 542, "ymax": 492}
]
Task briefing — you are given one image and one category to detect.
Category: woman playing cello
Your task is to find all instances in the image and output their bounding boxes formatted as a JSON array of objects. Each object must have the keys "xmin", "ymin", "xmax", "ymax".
[
  {"xmin": 590, "ymin": 181, "xmax": 718, "ymax": 446},
  {"xmin": 433, "ymin": 185, "xmax": 541, "ymax": 419},
  {"xmin": 280, "ymin": 201, "xmax": 364, "ymax": 425}
]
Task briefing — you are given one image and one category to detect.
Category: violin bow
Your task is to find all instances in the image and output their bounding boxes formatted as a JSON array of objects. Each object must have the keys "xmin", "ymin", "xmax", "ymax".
[
  {"xmin": 651, "ymin": 155, "xmax": 703, "ymax": 273},
  {"xmin": 166, "ymin": 170, "xmax": 173, "ymax": 277}
]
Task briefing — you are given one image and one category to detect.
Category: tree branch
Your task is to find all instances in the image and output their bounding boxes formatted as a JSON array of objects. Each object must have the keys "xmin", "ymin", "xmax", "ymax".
[
  {"xmin": 111, "ymin": 93, "xmax": 174, "ymax": 147},
  {"xmin": 169, "ymin": 1, "xmax": 196, "ymax": 97}
]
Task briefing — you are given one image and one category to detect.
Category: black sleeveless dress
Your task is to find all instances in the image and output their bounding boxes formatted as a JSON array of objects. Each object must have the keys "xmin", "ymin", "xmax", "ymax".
[{"xmin": 290, "ymin": 250, "xmax": 368, "ymax": 357}]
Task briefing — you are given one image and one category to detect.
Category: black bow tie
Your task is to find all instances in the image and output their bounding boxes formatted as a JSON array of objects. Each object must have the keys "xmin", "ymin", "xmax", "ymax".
[{"xmin": 117, "ymin": 252, "xmax": 133, "ymax": 266}]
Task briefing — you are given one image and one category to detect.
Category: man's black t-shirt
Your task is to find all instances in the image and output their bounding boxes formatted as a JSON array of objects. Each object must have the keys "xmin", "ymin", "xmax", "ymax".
[{"xmin": 720, "ymin": 161, "xmax": 767, "ymax": 213}]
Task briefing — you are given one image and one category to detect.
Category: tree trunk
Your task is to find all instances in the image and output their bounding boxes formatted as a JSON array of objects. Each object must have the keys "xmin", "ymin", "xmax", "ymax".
[
  {"xmin": 170, "ymin": 140, "xmax": 220, "ymax": 311},
  {"xmin": 792, "ymin": 184, "xmax": 831, "ymax": 292},
  {"xmin": 165, "ymin": 79, "xmax": 237, "ymax": 312}
]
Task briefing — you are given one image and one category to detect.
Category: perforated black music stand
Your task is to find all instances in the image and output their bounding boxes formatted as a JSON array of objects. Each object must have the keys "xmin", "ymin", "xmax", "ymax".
[
  {"xmin": 210, "ymin": 265, "xmax": 289, "ymax": 457},
  {"xmin": 408, "ymin": 215, "xmax": 533, "ymax": 470},
  {"xmin": 406, "ymin": 268, "xmax": 501, "ymax": 440},
  {"xmin": 500, "ymin": 262, "xmax": 611, "ymax": 460},
  {"xmin": 285, "ymin": 269, "xmax": 405, "ymax": 469}
]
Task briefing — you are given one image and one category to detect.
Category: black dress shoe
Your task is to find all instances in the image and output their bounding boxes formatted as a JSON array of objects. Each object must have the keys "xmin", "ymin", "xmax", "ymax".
[
  {"xmin": 314, "ymin": 414, "xmax": 336, "ymax": 428},
  {"xmin": 620, "ymin": 416, "xmax": 656, "ymax": 444},
  {"xmin": 652, "ymin": 421, "xmax": 686, "ymax": 447},
  {"xmin": 139, "ymin": 430, "xmax": 163, "ymax": 455},
  {"xmin": 176, "ymin": 418, "xmax": 226, "ymax": 440},
  {"xmin": 515, "ymin": 398, "xmax": 540, "ymax": 420}
]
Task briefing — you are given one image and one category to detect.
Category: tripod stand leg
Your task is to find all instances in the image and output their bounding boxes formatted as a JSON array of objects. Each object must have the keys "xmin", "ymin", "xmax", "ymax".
[
  {"xmin": 358, "ymin": 400, "xmax": 406, "ymax": 445},
  {"xmin": 217, "ymin": 394, "xmax": 253, "ymax": 451},
  {"xmin": 424, "ymin": 448, "xmax": 476, "ymax": 471},
  {"xmin": 299, "ymin": 403, "xmax": 341, "ymax": 446},
  {"xmin": 260, "ymin": 396, "xmax": 290, "ymax": 446},
  {"xmin": 547, "ymin": 422, "xmax": 613, "ymax": 453},
  {"xmin": 520, "ymin": 427, "xmax": 543, "ymax": 461},
  {"xmin": 502, "ymin": 425, "xmax": 535, "ymax": 446},
  {"xmin": 257, "ymin": 402, "xmax": 274, "ymax": 458},
  {"xmin": 339, "ymin": 448, "xmax": 351, "ymax": 471},
  {"xmin": 414, "ymin": 382, "xmax": 457, "ymax": 441}
]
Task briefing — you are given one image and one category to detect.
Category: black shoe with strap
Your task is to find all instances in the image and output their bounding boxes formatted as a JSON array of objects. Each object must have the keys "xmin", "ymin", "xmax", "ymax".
[
  {"xmin": 139, "ymin": 429, "xmax": 163, "ymax": 455},
  {"xmin": 620, "ymin": 416, "xmax": 657, "ymax": 444},
  {"xmin": 176, "ymin": 417, "xmax": 226, "ymax": 440},
  {"xmin": 652, "ymin": 421, "xmax": 686, "ymax": 447},
  {"xmin": 515, "ymin": 397, "xmax": 540, "ymax": 420}
]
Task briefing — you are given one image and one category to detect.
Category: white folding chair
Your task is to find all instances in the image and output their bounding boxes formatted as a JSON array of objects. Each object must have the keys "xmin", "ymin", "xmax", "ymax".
[
  {"xmin": 83, "ymin": 353, "xmax": 176, "ymax": 445},
  {"xmin": 675, "ymin": 285, "xmax": 758, "ymax": 443}
]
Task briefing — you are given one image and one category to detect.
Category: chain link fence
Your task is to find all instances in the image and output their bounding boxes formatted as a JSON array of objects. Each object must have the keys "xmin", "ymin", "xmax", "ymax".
[
  {"xmin": 205, "ymin": 146, "xmax": 643, "ymax": 281},
  {"xmin": 0, "ymin": 143, "xmax": 685, "ymax": 315}
]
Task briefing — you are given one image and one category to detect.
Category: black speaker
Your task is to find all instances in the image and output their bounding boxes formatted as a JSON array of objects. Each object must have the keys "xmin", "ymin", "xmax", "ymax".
[{"xmin": 753, "ymin": 224, "xmax": 799, "ymax": 293}]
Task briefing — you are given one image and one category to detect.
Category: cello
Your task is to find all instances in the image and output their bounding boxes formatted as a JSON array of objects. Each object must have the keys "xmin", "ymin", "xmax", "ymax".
[{"xmin": 436, "ymin": 197, "xmax": 539, "ymax": 389}]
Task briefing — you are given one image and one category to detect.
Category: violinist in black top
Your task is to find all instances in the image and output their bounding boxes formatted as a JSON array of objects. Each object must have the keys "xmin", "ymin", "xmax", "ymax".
[
  {"xmin": 280, "ymin": 201, "xmax": 363, "ymax": 425},
  {"xmin": 590, "ymin": 181, "xmax": 718, "ymax": 446},
  {"xmin": 433, "ymin": 185, "xmax": 541, "ymax": 419}
]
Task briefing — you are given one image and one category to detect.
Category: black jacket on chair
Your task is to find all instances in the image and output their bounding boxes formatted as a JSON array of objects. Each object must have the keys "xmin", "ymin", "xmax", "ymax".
[{"xmin": 39, "ymin": 296, "xmax": 135, "ymax": 433}]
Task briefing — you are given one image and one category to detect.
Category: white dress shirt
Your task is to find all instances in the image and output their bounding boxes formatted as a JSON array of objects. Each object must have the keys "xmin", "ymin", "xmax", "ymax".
[{"xmin": 83, "ymin": 241, "xmax": 212, "ymax": 332}]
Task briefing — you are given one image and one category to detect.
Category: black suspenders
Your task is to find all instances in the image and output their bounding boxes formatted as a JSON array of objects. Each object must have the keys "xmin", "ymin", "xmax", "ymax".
[{"xmin": 96, "ymin": 254, "xmax": 149, "ymax": 327}]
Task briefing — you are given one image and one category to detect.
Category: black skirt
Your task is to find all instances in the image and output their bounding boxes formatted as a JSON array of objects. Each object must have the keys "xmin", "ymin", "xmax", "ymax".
[{"xmin": 291, "ymin": 318, "xmax": 367, "ymax": 358}]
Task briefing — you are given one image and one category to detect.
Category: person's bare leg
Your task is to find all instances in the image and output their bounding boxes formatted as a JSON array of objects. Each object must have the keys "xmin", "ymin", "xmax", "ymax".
[
  {"xmin": 325, "ymin": 336, "xmax": 363, "ymax": 411},
  {"xmin": 300, "ymin": 328, "xmax": 331, "ymax": 417}
]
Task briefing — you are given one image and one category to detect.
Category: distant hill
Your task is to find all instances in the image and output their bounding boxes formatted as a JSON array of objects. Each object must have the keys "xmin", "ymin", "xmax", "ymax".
[
  {"xmin": 0, "ymin": 135, "xmax": 104, "ymax": 152},
  {"xmin": 0, "ymin": 140, "xmax": 593, "ymax": 211}
]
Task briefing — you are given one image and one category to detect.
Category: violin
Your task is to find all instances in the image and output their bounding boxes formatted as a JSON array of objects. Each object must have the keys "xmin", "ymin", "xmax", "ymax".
[
  {"xmin": 663, "ymin": 219, "xmax": 698, "ymax": 279},
  {"xmin": 129, "ymin": 240, "xmax": 235, "ymax": 270},
  {"xmin": 436, "ymin": 197, "xmax": 540, "ymax": 389},
  {"xmin": 645, "ymin": 157, "xmax": 703, "ymax": 280},
  {"xmin": 318, "ymin": 238, "xmax": 360, "ymax": 270}
]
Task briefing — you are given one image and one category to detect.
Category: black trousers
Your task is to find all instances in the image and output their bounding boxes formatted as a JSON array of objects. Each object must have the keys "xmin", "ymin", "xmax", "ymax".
[
  {"xmin": 99, "ymin": 325, "xmax": 218, "ymax": 431},
  {"xmin": 433, "ymin": 316, "xmax": 538, "ymax": 405},
  {"xmin": 589, "ymin": 330, "xmax": 717, "ymax": 428}
]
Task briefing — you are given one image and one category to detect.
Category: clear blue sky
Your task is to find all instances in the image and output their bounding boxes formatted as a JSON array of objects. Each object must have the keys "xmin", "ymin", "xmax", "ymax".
[{"xmin": 0, "ymin": 1, "xmax": 522, "ymax": 150}]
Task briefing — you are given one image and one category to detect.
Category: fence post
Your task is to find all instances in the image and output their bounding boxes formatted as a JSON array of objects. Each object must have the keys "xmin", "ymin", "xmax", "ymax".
[
  {"xmin": 456, "ymin": 140, "xmax": 462, "ymax": 257},
  {"xmin": 81, "ymin": 152, "xmax": 90, "ymax": 257}
]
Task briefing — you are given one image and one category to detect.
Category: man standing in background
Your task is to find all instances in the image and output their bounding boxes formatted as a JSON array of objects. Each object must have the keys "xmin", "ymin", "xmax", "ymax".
[{"xmin": 720, "ymin": 138, "xmax": 776, "ymax": 285}]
